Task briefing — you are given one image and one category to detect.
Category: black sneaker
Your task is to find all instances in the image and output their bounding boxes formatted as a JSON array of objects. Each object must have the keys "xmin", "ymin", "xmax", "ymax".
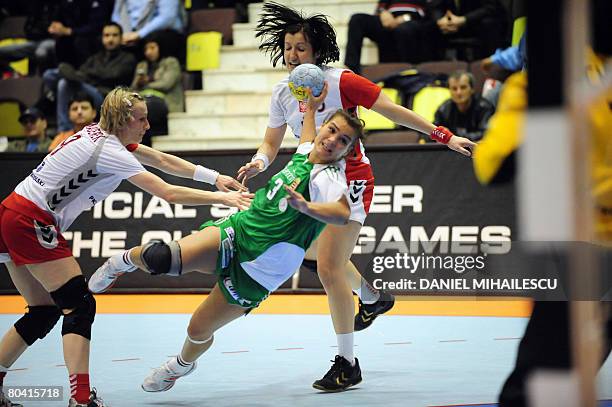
[
  {"xmin": 0, "ymin": 391, "xmax": 23, "ymax": 407},
  {"xmin": 312, "ymin": 355, "xmax": 362, "ymax": 392},
  {"xmin": 68, "ymin": 388, "xmax": 107, "ymax": 407},
  {"xmin": 354, "ymin": 290, "xmax": 395, "ymax": 331}
]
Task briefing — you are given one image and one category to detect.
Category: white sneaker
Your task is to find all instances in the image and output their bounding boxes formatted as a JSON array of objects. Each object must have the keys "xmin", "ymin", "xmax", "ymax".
[
  {"xmin": 142, "ymin": 358, "xmax": 197, "ymax": 392},
  {"xmin": 88, "ymin": 256, "xmax": 135, "ymax": 294}
]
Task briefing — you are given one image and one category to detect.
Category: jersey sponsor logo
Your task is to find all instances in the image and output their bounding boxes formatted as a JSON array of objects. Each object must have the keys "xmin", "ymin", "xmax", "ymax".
[
  {"xmin": 223, "ymin": 277, "xmax": 252, "ymax": 307},
  {"xmin": 278, "ymin": 197, "xmax": 288, "ymax": 212},
  {"xmin": 349, "ymin": 180, "xmax": 366, "ymax": 204},
  {"xmin": 33, "ymin": 220, "xmax": 59, "ymax": 249},
  {"xmin": 47, "ymin": 169, "xmax": 99, "ymax": 211}
]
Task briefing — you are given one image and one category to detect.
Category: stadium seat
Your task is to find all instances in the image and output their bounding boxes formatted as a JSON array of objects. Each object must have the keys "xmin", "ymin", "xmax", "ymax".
[
  {"xmin": 358, "ymin": 87, "xmax": 400, "ymax": 131},
  {"xmin": 0, "ymin": 101, "xmax": 23, "ymax": 137},
  {"xmin": 188, "ymin": 8, "xmax": 236, "ymax": 45},
  {"xmin": 186, "ymin": 32, "xmax": 222, "ymax": 71},
  {"xmin": 0, "ymin": 76, "xmax": 43, "ymax": 108}
]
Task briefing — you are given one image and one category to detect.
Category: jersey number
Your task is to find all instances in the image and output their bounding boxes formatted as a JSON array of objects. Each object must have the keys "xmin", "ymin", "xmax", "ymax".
[{"xmin": 266, "ymin": 178, "xmax": 284, "ymax": 200}]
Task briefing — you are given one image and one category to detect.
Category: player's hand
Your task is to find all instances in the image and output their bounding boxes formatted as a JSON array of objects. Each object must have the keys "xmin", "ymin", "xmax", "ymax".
[
  {"xmin": 237, "ymin": 161, "xmax": 264, "ymax": 186},
  {"xmin": 447, "ymin": 135, "xmax": 476, "ymax": 157},
  {"xmin": 284, "ymin": 185, "xmax": 309, "ymax": 214},
  {"xmin": 220, "ymin": 191, "xmax": 254, "ymax": 211},
  {"xmin": 379, "ymin": 10, "xmax": 395, "ymax": 28},
  {"xmin": 216, "ymin": 174, "xmax": 248, "ymax": 192},
  {"xmin": 480, "ymin": 57, "xmax": 494, "ymax": 72},
  {"xmin": 305, "ymin": 82, "xmax": 328, "ymax": 112}
]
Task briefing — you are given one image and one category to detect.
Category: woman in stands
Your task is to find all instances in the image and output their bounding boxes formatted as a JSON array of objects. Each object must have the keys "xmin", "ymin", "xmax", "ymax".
[
  {"xmin": 0, "ymin": 88, "xmax": 251, "ymax": 407},
  {"xmin": 130, "ymin": 32, "xmax": 184, "ymax": 146},
  {"xmin": 88, "ymin": 85, "xmax": 367, "ymax": 393},
  {"xmin": 237, "ymin": 2, "xmax": 476, "ymax": 391}
]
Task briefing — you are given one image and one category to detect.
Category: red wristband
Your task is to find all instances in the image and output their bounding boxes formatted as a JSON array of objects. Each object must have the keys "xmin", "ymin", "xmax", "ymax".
[{"xmin": 430, "ymin": 126, "xmax": 454, "ymax": 144}]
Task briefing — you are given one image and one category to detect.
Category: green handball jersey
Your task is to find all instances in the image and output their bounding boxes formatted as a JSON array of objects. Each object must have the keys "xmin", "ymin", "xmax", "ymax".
[{"xmin": 203, "ymin": 143, "xmax": 347, "ymax": 307}]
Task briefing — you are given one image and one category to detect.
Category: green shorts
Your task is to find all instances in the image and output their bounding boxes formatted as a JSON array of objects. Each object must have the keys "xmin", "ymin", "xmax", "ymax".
[{"xmin": 200, "ymin": 218, "xmax": 270, "ymax": 308}]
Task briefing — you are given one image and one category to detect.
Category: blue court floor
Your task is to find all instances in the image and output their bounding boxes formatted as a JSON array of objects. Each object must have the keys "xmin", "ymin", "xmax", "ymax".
[{"xmin": 2, "ymin": 314, "xmax": 611, "ymax": 406}]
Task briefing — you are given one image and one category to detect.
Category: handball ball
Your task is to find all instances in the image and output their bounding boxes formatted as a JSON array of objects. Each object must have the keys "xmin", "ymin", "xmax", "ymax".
[{"xmin": 288, "ymin": 64, "xmax": 324, "ymax": 101}]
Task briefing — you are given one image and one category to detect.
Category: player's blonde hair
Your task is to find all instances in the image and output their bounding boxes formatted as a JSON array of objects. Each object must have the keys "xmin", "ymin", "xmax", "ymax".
[{"xmin": 99, "ymin": 87, "xmax": 145, "ymax": 135}]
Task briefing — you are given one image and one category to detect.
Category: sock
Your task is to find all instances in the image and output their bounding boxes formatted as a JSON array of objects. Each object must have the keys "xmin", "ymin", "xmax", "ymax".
[
  {"xmin": 337, "ymin": 333, "xmax": 354, "ymax": 365},
  {"xmin": 168, "ymin": 354, "xmax": 193, "ymax": 374},
  {"xmin": 109, "ymin": 250, "xmax": 137, "ymax": 272},
  {"xmin": 355, "ymin": 278, "xmax": 380, "ymax": 305},
  {"xmin": 69, "ymin": 373, "xmax": 90, "ymax": 404},
  {"xmin": 0, "ymin": 364, "xmax": 7, "ymax": 387}
]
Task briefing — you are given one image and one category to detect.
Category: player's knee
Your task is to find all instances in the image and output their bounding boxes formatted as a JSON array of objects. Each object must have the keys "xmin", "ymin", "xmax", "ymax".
[
  {"xmin": 14, "ymin": 305, "xmax": 62, "ymax": 346},
  {"xmin": 187, "ymin": 320, "xmax": 213, "ymax": 341},
  {"xmin": 301, "ymin": 258, "xmax": 318, "ymax": 274},
  {"xmin": 50, "ymin": 276, "xmax": 96, "ymax": 340},
  {"xmin": 140, "ymin": 239, "xmax": 182, "ymax": 276}
]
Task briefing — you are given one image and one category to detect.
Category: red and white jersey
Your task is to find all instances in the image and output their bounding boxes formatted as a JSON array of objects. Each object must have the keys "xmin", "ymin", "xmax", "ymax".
[
  {"xmin": 11, "ymin": 124, "xmax": 145, "ymax": 231},
  {"xmin": 268, "ymin": 66, "xmax": 381, "ymax": 165}
]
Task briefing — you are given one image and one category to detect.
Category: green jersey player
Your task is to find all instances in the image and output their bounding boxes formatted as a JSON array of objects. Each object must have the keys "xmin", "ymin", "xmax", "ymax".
[{"xmin": 88, "ymin": 83, "xmax": 366, "ymax": 392}]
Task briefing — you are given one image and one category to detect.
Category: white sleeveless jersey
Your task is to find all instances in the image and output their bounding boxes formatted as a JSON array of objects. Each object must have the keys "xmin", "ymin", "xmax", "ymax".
[
  {"xmin": 14, "ymin": 124, "xmax": 146, "ymax": 231},
  {"xmin": 269, "ymin": 66, "xmax": 369, "ymax": 165}
]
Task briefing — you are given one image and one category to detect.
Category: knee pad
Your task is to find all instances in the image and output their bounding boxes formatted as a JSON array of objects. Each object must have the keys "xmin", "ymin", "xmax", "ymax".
[
  {"xmin": 50, "ymin": 276, "xmax": 96, "ymax": 340},
  {"xmin": 140, "ymin": 239, "xmax": 182, "ymax": 276},
  {"xmin": 14, "ymin": 305, "xmax": 62, "ymax": 346},
  {"xmin": 302, "ymin": 258, "xmax": 318, "ymax": 274}
]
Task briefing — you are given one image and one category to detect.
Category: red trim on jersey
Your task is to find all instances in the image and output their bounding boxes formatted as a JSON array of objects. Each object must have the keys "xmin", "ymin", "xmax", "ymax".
[
  {"xmin": 339, "ymin": 71, "xmax": 381, "ymax": 110},
  {"xmin": 126, "ymin": 144, "xmax": 139, "ymax": 152}
]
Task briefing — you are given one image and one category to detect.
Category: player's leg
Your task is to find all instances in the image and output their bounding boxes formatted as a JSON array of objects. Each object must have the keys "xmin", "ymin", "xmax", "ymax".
[
  {"xmin": 313, "ymin": 221, "xmax": 363, "ymax": 391},
  {"xmin": 0, "ymin": 261, "xmax": 60, "ymax": 407},
  {"xmin": 27, "ymin": 257, "xmax": 104, "ymax": 406},
  {"xmin": 142, "ymin": 283, "xmax": 248, "ymax": 392},
  {"xmin": 88, "ymin": 226, "xmax": 221, "ymax": 293}
]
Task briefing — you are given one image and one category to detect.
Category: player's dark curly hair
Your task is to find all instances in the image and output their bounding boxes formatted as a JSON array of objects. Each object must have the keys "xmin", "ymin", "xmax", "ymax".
[{"xmin": 255, "ymin": 2, "xmax": 340, "ymax": 67}]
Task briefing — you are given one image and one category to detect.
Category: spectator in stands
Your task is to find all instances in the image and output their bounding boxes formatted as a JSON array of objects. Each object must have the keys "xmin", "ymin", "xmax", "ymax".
[
  {"xmin": 481, "ymin": 30, "xmax": 526, "ymax": 74},
  {"xmin": 434, "ymin": 71, "xmax": 494, "ymax": 141},
  {"xmin": 112, "ymin": 0, "xmax": 186, "ymax": 46},
  {"xmin": 479, "ymin": 31, "xmax": 526, "ymax": 107},
  {"xmin": 48, "ymin": 92, "xmax": 97, "ymax": 152},
  {"xmin": 345, "ymin": 1, "xmax": 435, "ymax": 74},
  {"xmin": 42, "ymin": 22, "xmax": 136, "ymax": 132},
  {"xmin": 130, "ymin": 33, "xmax": 184, "ymax": 146},
  {"xmin": 430, "ymin": 0, "xmax": 507, "ymax": 61},
  {"xmin": 49, "ymin": 0, "xmax": 114, "ymax": 68},
  {"xmin": 0, "ymin": 0, "xmax": 57, "ymax": 75},
  {"xmin": 5, "ymin": 107, "xmax": 51, "ymax": 153}
]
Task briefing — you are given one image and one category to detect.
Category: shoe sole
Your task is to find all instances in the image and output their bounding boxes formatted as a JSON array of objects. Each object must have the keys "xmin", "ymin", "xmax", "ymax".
[
  {"xmin": 141, "ymin": 361, "xmax": 197, "ymax": 392},
  {"xmin": 312, "ymin": 377, "xmax": 362, "ymax": 393}
]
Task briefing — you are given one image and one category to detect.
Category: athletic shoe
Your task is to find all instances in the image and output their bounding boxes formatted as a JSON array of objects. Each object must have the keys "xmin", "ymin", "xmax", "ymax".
[
  {"xmin": 88, "ymin": 257, "xmax": 135, "ymax": 294},
  {"xmin": 142, "ymin": 358, "xmax": 197, "ymax": 392},
  {"xmin": 312, "ymin": 355, "xmax": 362, "ymax": 392},
  {"xmin": 354, "ymin": 290, "xmax": 395, "ymax": 331},
  {"xmin": 0, "ymin": 391, "xmax": 23, "ymax": 407},
  {"xmin": 67, "ymin": 388, "xmax": 107, "ymax": 406}
]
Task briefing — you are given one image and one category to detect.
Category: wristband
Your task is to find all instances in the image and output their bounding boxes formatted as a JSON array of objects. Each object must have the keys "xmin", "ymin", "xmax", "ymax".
[
  {"xmin": 430, "ymin": 125, "xmax": 454, "ymax": 144},
  {"xmin": 251, "ymin": 153, "xmax": 270, "ymax": 171},
  {"xmin": 193, "ymin": 165, "xmax": 219, "ymax": 185}
]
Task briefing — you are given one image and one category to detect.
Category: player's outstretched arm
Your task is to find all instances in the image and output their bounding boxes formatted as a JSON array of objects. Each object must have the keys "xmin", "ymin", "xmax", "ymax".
[
  {"xmin": 237, "ymin": 124, "xmax": 286, "ymax": 184},
  {"xmin": 284, "ymin": 185, "xmax": 350, "ymax": 225},
  {"xmin": 370, "ymin": 91, "xmax": 476, "ymax": 156},
  {"xmin": 300, "ymin": 82, "xmax": 329, "ymax": 145},
  {"xmin": 128, "ymin": 171, "xmax": 253, "ymax": 210},
  {"xmin": 132, "ymin": 144, "xmax": 246, "ymax": 191}
]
